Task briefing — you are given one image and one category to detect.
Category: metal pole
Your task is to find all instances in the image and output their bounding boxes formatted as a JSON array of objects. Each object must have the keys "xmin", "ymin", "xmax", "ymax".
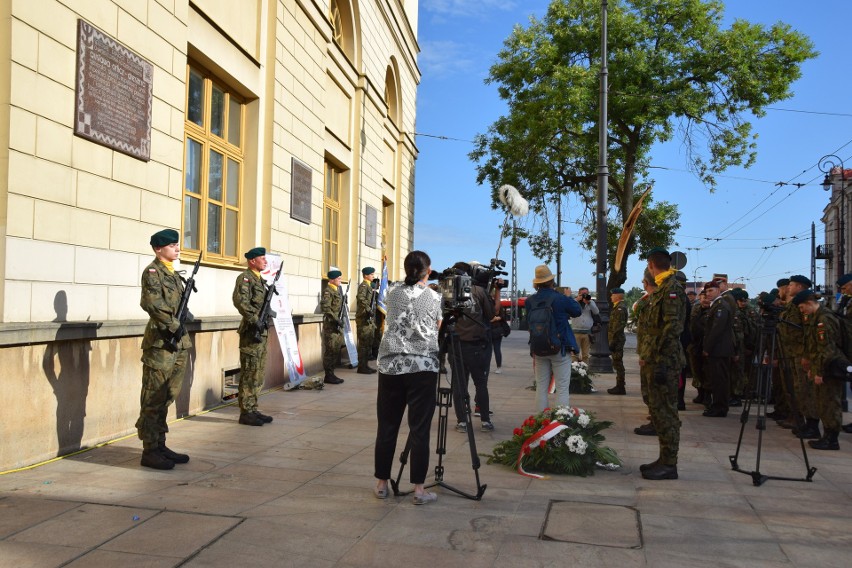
[
  {"xmin": 556, "ymin": 193, "xmax": 562, "ymax": 286},
  {"xmin": 511, "ymin": 219, "xmax": 519, "ymax": 329},
  {"xmin": 811, "ymin": 221, "xmax": 816, "ymax": 288},
  {"xmin": 590, "ymin": 0, "xmax": 612, "ymax": 374}
]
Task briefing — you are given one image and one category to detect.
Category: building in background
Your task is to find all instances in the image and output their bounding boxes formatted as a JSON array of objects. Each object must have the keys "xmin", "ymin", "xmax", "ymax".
[
  {"xmin": 0, "ymin": 0, "xmax": 420, "ymax": 469},
  {"xmin": 820, "ymin": 167, "xmax": 852, "ymax": 297}
]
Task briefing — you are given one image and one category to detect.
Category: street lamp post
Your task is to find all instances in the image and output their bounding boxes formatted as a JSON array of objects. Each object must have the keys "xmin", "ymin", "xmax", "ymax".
[
  {"xmin": 692, "ymin": 265, "xmax": 707, "ymax": 293},
  {"xmin": 820, "ymin": 155, "xmax": 846, "ymax": 282}
]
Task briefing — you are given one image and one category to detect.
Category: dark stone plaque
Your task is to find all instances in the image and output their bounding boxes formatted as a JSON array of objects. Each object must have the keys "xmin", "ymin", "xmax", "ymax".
[
  {"xmin": 365, "ymin": 205, "xmax": 377, "ymax": 248},
  {"xmin": 74, "ymin": 19, "xmax": 153, "ymax": 161},
  {"xmin": 290, "ymin": 158, "xmax": 312, "ymax": 224}
]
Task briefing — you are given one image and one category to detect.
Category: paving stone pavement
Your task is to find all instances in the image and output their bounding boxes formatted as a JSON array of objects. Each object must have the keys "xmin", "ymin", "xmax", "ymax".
[{"xmin": 1, "ymin": 334, "xmax": 851, "ymax": 567}]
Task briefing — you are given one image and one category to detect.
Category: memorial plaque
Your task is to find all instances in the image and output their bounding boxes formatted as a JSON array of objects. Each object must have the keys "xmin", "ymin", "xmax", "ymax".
[
  {"xmin": 290, "ymin": 158, "xmax": 312, "ymax": 224},
  {"xmin": 74, "ymin": 19, "xmax": 153, "ymax": 161},
  {"xmin": 365, "ymin": 205, "xmax": 378, "ymax": 248}
]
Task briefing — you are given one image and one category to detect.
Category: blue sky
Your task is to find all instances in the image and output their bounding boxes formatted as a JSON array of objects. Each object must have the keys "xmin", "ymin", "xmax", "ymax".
[{"xmin": 412, "ymin": 0, "xmax": 852, "ymax": 297}]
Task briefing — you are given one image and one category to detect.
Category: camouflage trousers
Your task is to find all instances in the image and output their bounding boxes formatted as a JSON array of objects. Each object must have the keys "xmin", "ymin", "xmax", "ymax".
[
  {"xmin": 322, "ymin": 329, "xmax": 343, "ymax": 375},
  {"xmin": 782, "ymin": 358, "xmax": 815, "ymax": 417},
  {"xmin": 239, "ymin": 338, "xmax": 268, "ymax": 414},
  {"xmin": 688, "ymin": 347, "xmax": 705, "ymax": 390},
  {"xmin": 136, "ymin": 348, "xmax": 188, "ymax": 449},
  {"xmin": 731, "ymin": 350, "xmax": 746, "ymax": 397},
  {"xmin": 646, "ymin": 364, "xmax": 681, "ymax": 466},
  {"xmin": 814, "ymin": 378, "xmax": 844, "ymax": 431},
  {"xmin": 357, "ymin": 322, "xmax": 375, "ymax": 369},
  {"xmin": 640, "ymin": 364, "xmax": 652, "ymax": 405}
]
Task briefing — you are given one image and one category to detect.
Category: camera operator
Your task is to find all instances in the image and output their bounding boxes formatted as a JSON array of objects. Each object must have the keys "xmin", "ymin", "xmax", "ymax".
[
  {"xmin": 569, "ymin": 287, "xmax": 601, "ymax": 363},
  {"xmin": 451, "ymin": 261, "xmax": 497, "ymax": 433}
]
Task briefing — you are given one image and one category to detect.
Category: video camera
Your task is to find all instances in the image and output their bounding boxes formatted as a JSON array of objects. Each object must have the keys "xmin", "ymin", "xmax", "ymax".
[
  {"xmin": 438, "ymin": 267, "xmax": 473, "ymax": 311},
  {"xmin": 470, "ymin": 258, "xmax": 508, "ymax": 297}
]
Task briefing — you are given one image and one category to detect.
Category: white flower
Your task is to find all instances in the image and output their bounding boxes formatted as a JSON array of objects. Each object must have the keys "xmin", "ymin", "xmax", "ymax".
[
  {"xmin": 566, "ymin": 435, "xmax": 588, "ymax": 455},
  {"xmin": 554, "ymin": 406, "xmax": 571, "ymax": 420},
  {"xmin": 578, "ymin": 414, "xmax": 591, "ymax": 428}
]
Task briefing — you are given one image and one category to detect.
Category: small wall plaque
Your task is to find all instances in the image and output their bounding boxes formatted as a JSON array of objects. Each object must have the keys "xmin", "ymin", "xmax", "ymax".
[
  {"xmin": 290, "ymin": 158, "xmax": 312, "ymax": 224},
  {"xmin": 365, "ymin": 205, "xmax": 377, "ymax": 248}
]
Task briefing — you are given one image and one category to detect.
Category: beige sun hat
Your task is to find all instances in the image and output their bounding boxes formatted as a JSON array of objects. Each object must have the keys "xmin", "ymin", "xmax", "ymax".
[{"xmin": 533, "ymin": 264, "xmax": 555, "ymax": 285}]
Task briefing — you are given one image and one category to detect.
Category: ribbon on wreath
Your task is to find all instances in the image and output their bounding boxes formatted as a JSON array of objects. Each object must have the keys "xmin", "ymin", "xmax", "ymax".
[{"xmin": 516, "ymin": 420, "xmax": 569, "ymax": 479}]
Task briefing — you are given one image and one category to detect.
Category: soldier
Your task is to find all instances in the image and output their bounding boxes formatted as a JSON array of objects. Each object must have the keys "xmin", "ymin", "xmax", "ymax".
[
  {"xmin": 232, "ymin": 247, "xmax": 275, "ymax": 427},
  {"xmin": 795, "ymin": 290, "xmax": 843, "ymax": 450},
  {"xmin": 321, "ymin": 269, "xmax": 345, "ymax": 384},
  {"xmin": 689, "ymin": 291, "xmax": 711, "ymax": 406},
  {"xmin": 638, "ymin": 248, "xmax": 687, "ymax": 480},
  {"xmin": 784, "ymin": 275, "xmax": 820, "ymax": 439},
  {"xmin": 767, "ymin": 278, "xmax": 792, "ymax": 421},
  {"xmin": 136, "ymin": 229, "xmax": 191, "ymax": 470},
  {"xmin": 835, "ymin": 273, "xmax": 852, "ymax": 434},
  {"xmin": 355, "ymin": 267, "xmax": 378, "ymax": 374},
  {"xmin": 607, "ymin": 287, "xmax": 628, "ymax": 395},
  {"xmin": 702, "ymin": 280, "xmax": 734, "ymax": 417},
  {"xmin": 733, "ymin": 289, "xmax": 759, "ymax": 398},
  {"xmin": 634, "ymin": 271, "xmax": 658, "ymax": 436}
]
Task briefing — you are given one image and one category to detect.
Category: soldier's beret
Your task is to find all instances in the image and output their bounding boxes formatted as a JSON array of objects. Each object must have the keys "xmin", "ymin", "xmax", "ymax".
[
  {"xmin": 704, "ymin": 280, "xmax": 720, "ymax": 290},
  {"xmin": 731, "ymin": 288, "xmax": 747, "ymax": 300},
  {"xmin": 770, "ymin": 288, "xmax": 779, "ymax": 296},
  {"xmin": 789, "ymin": 274, "xmax": 812, "ymax": 287},
  {"xmin": 244, "ymin": 247, "xmax": 266, "ymax": 259},
  {"xmin": 791, "ymin": 289, "xmax": 817, "ymax": 306},
  {"xmin": 610, "ymin": 287, "xmax": 625, "ymax": 294},
  {"xmin": 837, "ymin": 273, "xmax": 852, "ymax": 287},
  {"xmin": 644, "ymin": 246, "xmax": 671, "ymax": 259},
  {"xmin": 150, "ymin": 229, "xmax": 179, "ymax": 247},
  {"xmin": 776, "ymin": 278, "xmax": 790, "ymax": 287},
  {"xmin": 327, "ymin": 269, "xmax": 342, "ymax": 280},
  {"xmin": 362, "ymin": 266, "xmax": 376, "ymax": 276}
]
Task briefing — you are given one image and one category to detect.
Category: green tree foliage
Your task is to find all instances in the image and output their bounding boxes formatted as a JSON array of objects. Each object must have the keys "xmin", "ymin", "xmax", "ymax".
[{"xmin": 469, "ymin": 0, "xmax": 816, "ymax": 289}]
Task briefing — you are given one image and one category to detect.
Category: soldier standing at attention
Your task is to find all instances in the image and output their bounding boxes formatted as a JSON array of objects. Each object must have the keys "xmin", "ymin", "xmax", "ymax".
[
  {"xmin": 607, "ymin": 287, "xmax": 628, "ymax": 395},
  {"xmin": 702, "ymin": 280, "xmax": 734, "ymax": 417},
  {"xmin": 356, "ymin": 267, "xmax": 378, "ymax": 374},
  {"xmin": 232, "ymin": 247, "xmax": 275, "ymax": 427},
  {"xmin": 321, "ymin": 269, "xmax": 345, "ymax": 384},
  {"xmin": 137, "ymin": 229, "xmax": 191, "ymax": 470},
  {"xmin": 834, "ymin": 273, "xmax": 852, "ymax": 434},
  {"xmin": 784, "ymin": 275, "xmax": 820, "ymax": 439},
  {"xmin": 638, "ymin": 248, "xmax": 687, "ymax": 480},
  {"xmin": 633, "ymin": 271, "xmax": 658, "ymax": 436}
]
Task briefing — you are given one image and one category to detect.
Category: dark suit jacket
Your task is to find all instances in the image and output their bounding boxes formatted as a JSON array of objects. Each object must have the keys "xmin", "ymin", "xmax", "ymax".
[{"xmin": 704, "ymin": 297, "xmax": 734, "ymax": 357}]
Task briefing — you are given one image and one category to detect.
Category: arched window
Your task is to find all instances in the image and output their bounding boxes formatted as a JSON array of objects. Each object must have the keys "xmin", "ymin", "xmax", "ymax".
[
  {"xmin": 384, "ymin": 65, "xmax": 400, "ymax": 126},
  {"xmin": 329, "ymin": 0, "xmax": 355, "ymax": 61}
]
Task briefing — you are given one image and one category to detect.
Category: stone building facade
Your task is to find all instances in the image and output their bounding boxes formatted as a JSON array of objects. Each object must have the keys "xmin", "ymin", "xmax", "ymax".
[{"xmin": 0, "ymin": 0, "xmax": 419, "ymax": 470}]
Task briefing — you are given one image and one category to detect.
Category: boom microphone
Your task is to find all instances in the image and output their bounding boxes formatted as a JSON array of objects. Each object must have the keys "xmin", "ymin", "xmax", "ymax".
[{"xmin": 498, "ymin": 185, "xmax": 529, "ymax": 217}]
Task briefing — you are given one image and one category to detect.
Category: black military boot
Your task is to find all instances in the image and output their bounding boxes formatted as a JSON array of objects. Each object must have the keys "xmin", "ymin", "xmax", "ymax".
[
  {"xmin": 641, "ymin": 462, "xmax": 678, "ymax": 480},
  {"xmin": 607, "ymin": 384, "xmax": 626, "ymax": 395},
  {"xmin": 253, "ymin": 411, "xmax": 273, "ymax": 423},
  {"xmin": 239, "ymin": 412, "xmax": 265, "ymax": 426},
  {"xmin": 793, "ymin": 417, "xmax": 821, "ymax": 439},
  {"xmin": 692, "ymin": 390, "xmax": 705, "ymax": 405},
  {"xmin": 357, "ymin": 365, "xmax": 377, "ymax": 374},
  {"xmin": 639, "ymin": 458, "xmax": 660, "ymax": 473},
  {"xmin": 324, "ymin": 373, "xmax": 344, "ymax": 384},
  {"xmin": 808, "ymin": 429, "xmax": 840, "ymax": 450},
  {"xmin": 158, "ymin": 437, "xmax": 189, "ymax": 464},
  {"xmin": 141, "ymin": 448, "xmax": 175, "ymax": 470}
]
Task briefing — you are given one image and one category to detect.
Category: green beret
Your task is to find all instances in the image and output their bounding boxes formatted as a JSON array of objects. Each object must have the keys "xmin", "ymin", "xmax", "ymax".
[
  {"xmin": 776, "ymin": 278, "xmax": 790, "ymax": 287},
  {"xmin": 328, "ymin": 269, "xmax": 342, "ymax": 280},
  {"xmin": 610, "ymin": 287, "xmax": 625, "ymax": 294},
  {"xmin": 791, "ymin": 289, "xmax": 816, "ymax": 306},
  {"xmin": 837, "ymin": 273, "xmax": 852, "ymax": 287},
  {"xmin": 150, "ymin": 229, "xmax": 179, "ymax": 247},
  {"xmin": 362, "ymin": 267, "xmax": 376, "ymax": 276},
  {"xmin": 731, "ymin": 288, "xmax": 747, "ymax": 300},
  {"xmin": 789, "ymin": 274, "xmax": 812, "ymax": 287},
  {"xmin": 645, "ymin": 246, "xmax": 671, "ymax": 260},
  {"xmin": 244, "ymin": 247, "xmax": 266, "ymax": 259}
]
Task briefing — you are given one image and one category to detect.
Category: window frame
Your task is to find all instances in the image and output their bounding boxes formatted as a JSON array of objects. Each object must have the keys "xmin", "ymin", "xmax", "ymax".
[{"xmin": 323, "ymin": 162, "xmax": 344, "ymax": 272}]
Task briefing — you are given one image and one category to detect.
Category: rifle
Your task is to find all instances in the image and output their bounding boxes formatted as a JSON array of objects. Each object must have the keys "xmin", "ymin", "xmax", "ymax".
[
  {"xmin": 252, "ymin": 262, "xmax": 284, "ymax": 343},
  {"xmin": 338, "ymin": 282, "xmax": 350, "ymax": 330},
  {"xmin": 165, "ymin": 256, "xmax": 201, "ymax": 352},
  {"xmin": 367, "ymin": 287, "xmax": 377, "ymax": 326}
]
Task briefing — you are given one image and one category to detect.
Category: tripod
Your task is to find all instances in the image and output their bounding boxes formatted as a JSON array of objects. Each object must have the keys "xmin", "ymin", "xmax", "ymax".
[
  {"xmin": 390, "ymin": 311, "xmax": 487, "ymax": 500},
  {"xmin": 729, "ymin": 314, "xmax": 817, "ymax": 486}
]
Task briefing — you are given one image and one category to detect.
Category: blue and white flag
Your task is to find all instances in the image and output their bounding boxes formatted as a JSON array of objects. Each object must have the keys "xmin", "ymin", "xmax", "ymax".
[{"xmin": 377, "ymin": 257, "xmax": 389, "ymax": 315}]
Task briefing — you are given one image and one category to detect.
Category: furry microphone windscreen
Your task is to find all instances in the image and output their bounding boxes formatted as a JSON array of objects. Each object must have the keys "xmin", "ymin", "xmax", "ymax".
[{"xmin": 498, "ymin": 185, "xmax": 529, "ymax": 217}]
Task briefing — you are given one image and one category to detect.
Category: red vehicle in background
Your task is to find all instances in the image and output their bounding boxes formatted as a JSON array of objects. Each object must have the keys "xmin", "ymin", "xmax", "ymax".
[{"xmin": 499, "ymin": 297, "xmax": 528, "ymax": 330}]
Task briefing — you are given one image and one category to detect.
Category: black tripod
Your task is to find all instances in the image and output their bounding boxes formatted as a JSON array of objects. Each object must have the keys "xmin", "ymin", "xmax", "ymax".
[
  {"xmin": 390, "ymin": 311, "xmax": 487, "ymax": 500},
  {"xmin": 729, "ymin": 314, "xmax": 817, "ymax": 486}
]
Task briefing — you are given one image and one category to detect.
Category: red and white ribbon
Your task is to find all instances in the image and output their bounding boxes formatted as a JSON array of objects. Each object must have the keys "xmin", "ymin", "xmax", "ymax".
[{"xmin": 517, "ymin": 421, "xmax": 569, "ymax": 479}]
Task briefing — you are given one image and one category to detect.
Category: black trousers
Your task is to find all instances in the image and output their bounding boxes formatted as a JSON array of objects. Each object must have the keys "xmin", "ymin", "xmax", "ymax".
[
  {"xmin": 704, "ymin": 356, "xmax": 731, "ymax": 412},
  {"xmin": 454, "ymin": 339, "xmax": 492, "ymax": 423},
  {"xmin": 374, "ymin": 371, "xmax": 438, "ymax": 484},
  {"xmin": 492, "ymin": 334, "xmax": 503, "ymax": 368}
]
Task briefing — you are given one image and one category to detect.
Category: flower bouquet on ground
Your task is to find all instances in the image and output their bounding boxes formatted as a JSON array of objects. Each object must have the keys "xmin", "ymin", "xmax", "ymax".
[
  {"xmin": 569, "ymin": 361, "xmax": 595, "ymax": 393},
  {"xmin": 486, "ymin": 406, "xmax": 620, "ymax": 477}
]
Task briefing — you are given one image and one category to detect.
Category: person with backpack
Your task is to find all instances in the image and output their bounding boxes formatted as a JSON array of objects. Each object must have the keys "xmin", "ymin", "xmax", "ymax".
[{"xmin": 526, "ymin": 265, "xmax": 582, "ymax": 411}]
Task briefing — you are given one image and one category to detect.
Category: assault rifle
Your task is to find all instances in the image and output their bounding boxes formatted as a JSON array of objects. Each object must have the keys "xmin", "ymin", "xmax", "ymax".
[
  {"xmin": 367, "ymin": 287, "xmax": 377, "ymax": 326},
  {"xmin": 165, "ymin": 256, "xmax": 201, "ymax": 352},
  {"xmin": 252, "ymin": 262, "xmax": 284, "ymax": 343}
]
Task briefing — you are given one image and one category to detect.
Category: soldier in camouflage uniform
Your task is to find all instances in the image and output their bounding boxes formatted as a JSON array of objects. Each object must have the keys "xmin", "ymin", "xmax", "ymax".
[
  {"xmin": 835, "ymin": 273, "xmax": 852, "ymax": 434},
  {"xmin": 355, "ymin": 266, "xmax": 378, "ymax": 374},
  {"xmin": 232, "ymin": 247, "xmax": 275, "ymax": 427},
  {"xmin": 688, "ymin": 291, "xmax": 710, "ymax": 406},
  {"xmin": 783, "ymin": 275, "xmax": 820, "ymax": 439},
  {"xmin": 137, "ymin": 229, "xmax": 192, "ymax": 470},
  {"xmin": 796, "ymin": 290, "xmax": 843, "ymax": 450},
  {"xmin": 607, "ymin": 287, "xmax": 628, "ymax": 395},
  {"xmin": 634, "ymin": 272, "xmax": 658, "ymax": 436},
  {"xmin": 321, "ymin": 269, "xmax": 345, "ymax": 384},
  {"xmin": 767, "ymin": 279, "xmax": 792, "ymax": 421},
  {"xmin": 638, "ymin": 248, "xmax": 687, "ymax": 480},
  {"xmin": 733, "ymin": 289, "xmax": 760, "ymax": 398}
]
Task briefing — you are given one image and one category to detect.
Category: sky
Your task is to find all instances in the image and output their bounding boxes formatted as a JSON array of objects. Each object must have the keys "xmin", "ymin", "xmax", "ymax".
[{"xmin": 412, "ymin": 0, "xmax": 852, "ymax": 298}]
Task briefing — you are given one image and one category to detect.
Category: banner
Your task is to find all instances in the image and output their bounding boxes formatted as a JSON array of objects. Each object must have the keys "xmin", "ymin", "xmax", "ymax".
[
  {"xmin": 340, "ymin": 282, "xmax": 359, "ymax": 368},
  {"xmin": 262, "ymin": 255, "xmax": 308, "ymax": 389},
  {"xmin": 377, "ymin": 257, "xmax": 389, "ymax": 315}
]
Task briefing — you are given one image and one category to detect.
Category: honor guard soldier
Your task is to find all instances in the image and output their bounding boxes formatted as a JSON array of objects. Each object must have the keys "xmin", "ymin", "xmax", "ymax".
[
  {"xmin": 639, "ymin": 248, "xmax": 687, "ymax": 480},
  {"xmin": 795, "ymin": 290, "xmax": 843, "ymax": 450},
  {"xmin": 633, "ymin": 270, "xmax": 657, "ymax": 436},
  {"xmin": 321, "ymin": 269, "xmax": 345, "ymax": 384},
  {"xmin": 607, "ymin": 287, "xmax": 628, "ymax": 395},
  {"xmin": 232, "ymin": 247, "xmax": 275, "ymax": 426},
  {"xmin": 355, "ymin": 267, "xmax": 378, "ymax": 374},
  {"xmin": 137, "ymin": 229, "xmax": 192, "ymax": 470}
]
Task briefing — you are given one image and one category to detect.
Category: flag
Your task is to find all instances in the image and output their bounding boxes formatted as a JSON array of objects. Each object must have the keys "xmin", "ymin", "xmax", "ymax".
[{"xmin": 377, "ymin": 257, "xmax": 389, "ymax": 315}]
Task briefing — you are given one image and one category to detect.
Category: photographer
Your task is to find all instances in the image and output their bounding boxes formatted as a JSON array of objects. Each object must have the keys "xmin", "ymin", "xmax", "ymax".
[
  {"xmin": 373, "ymin": 251, "xmax": 442, "ymax": 505},
  {"xmin": 570, "ymin": 286, "xmax": 601, "ymax": 363},
  {"xmin": 452, "ymin": 261, "xmax": 497, "ymax": 433}
]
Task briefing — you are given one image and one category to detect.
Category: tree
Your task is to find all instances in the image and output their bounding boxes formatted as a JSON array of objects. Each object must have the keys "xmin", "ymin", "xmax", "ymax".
[{"xmin": 470, "ymin": 0, "xmax": 816, "ymax": 289}]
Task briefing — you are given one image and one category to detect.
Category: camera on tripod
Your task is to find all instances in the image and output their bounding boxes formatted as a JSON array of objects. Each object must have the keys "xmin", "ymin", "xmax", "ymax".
[
  {"xmin": 470, "ymin": 258, "xmax": 508, "ymax": 297},
  {"xmin": 437, "ymin": 267, "xmax": 472, "ymax": 311}
]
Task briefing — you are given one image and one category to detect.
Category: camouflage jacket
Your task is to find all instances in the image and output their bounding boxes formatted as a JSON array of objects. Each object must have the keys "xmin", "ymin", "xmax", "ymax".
[
  {"xmin": 688, "ymin": 303, "xmax": 708, "ymax": 349},
  {"xmin": 634, "ymin": 293, "xmax": 651, "ymax": 360},
  {"xmin": 643, "ymin": 272, "xmax": 687, "ymax": 369},
  {"xmin": 803, "ymin": 306, "xmax": 843, "ymax": 377},
  {"xmin": 140, "ymin": 259, "xmax": 192, "ymax": 352},
  {"xmin": 321, "ymin": 283, "xmax": 343, "ymax": 329},
  {"xmin": 355, "ymin": 279, "xmax": 375, "ymax": 323},
  {"xmin": 232, "ymin": 269, "xmax": 268, "ymax": 337},
  {"xmin": 778, "ymin": 301, "xmax": 805, "ymax": 359},
  {"xmin": 608, "ymin": 300, "xmax": 628, "ymax": 346}
]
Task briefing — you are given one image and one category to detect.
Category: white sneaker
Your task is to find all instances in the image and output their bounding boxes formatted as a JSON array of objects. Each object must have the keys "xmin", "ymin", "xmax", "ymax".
[{"xmin": 495, "ymin": 367, "xmax": 502, "ymax": 374}]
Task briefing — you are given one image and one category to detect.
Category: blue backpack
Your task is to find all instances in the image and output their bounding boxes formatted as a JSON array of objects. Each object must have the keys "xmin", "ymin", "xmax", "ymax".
[{"xmin": 527, "ymin": 294, "xmax": 562, "ymax": 356}]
